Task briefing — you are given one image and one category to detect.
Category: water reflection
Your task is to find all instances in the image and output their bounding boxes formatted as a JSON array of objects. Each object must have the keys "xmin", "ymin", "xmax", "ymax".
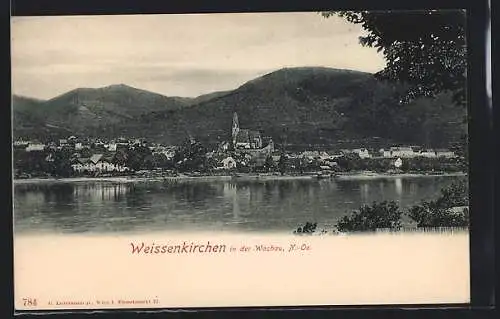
[
  {"xmin": 73, "ymin": 183, "xmax": 128, "ymax": 202},
  {"xmin": 360, "ymin": 183, "xmax": 370, "ymax": 202},
  {"xmin": 395, "ymin": 178, "xmax": 403, "ymax": 197},
  {"xmin": 223, "ymin": 182, "xmax": 241, "ymax": 222},
  {"xmin": 14, "ymin": 176, "xmax": 466, "ymax": 234}
]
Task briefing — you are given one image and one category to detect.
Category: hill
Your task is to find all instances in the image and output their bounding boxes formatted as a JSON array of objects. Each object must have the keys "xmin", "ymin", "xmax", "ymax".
[
  {"xmin": 12, "ymin": 67, "xmax": 467, "ymax": 149},
  {"xmin": 12, "ymin": 84, "xmax": 190, "ymax": 139},
  {"xmin": 133, "ymin": 67, "xmax": 466, "ymax": 148}
]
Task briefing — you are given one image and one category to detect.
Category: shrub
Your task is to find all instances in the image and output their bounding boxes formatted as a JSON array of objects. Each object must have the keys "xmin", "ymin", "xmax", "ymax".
[
  {"xmin": 293, "ymin": 222, "xmax": 318, "ymax": 235},
  {"xmin": 407, "ymin": 203, "xmax": 469, "ymax": 227},
  {"xmin": 435, "ymin": 180, "xmax": 469, "ymax": 207},
  {"xmin": 407, "ymin": 180, "xmax": 469, "ymax": 227},
  {"xmin": 336, "ymin": 201, "xmax": 403, "ymax": 232}
]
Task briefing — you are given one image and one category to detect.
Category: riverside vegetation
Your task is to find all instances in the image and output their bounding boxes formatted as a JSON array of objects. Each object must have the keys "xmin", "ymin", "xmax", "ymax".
[{"xmin": 294, "ymin": 179, "xmax": 469, "ymax": 234}]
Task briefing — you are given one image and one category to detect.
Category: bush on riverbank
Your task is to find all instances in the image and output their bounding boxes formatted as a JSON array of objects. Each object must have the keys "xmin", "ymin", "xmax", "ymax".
[
  {"xmin": 293, "ymin": 222, "xmax": 318, "ymax": 234},
  {"xmin": 295, "ymin": 179, "xmax": 469, "ymax": 234},
  {"xmin": 407, "ymin": 180, "xmax": 469, "ymax": 227},
  {"xmin": 407, "ymin": 203, "xmax": 469, "ymax": 228},
  {"xmin": 336, "ymin": 201, "xmax": 403, "ymax": 232}
]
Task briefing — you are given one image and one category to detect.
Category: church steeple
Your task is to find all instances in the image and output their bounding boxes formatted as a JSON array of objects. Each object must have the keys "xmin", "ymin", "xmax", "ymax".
[{"xmin": 232, "ymin": 112, "xmax": 239, "ymax": 145}]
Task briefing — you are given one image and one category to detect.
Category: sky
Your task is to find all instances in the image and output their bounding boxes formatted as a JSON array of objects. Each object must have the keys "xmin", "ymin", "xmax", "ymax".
[{"xmin": 11, "ymin": 12, "xmax": 386, "ymax": 100}]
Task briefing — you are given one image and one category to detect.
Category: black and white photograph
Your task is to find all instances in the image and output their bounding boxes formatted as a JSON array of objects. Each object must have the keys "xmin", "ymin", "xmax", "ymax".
[{"xmin": 12, "ymin": 11, "xmax": 471, "ymax": 310}]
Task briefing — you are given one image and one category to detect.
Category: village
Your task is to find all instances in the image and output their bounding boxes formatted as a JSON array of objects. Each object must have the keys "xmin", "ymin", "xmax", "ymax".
[{"xmin": 12, "ymin": 113, "xmax": 462, "ymax": 179}]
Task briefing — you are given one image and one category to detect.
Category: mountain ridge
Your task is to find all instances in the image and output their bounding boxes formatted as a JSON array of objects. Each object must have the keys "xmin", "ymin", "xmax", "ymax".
[{"xmin": 12, "ymin": 67, "xmax": 466, "ymax": 149}]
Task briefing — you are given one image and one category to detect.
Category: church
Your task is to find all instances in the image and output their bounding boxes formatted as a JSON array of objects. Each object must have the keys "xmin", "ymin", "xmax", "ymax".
[{"xmin": 231, "ymin": 112, "xmax": 274, "ymax": 153}]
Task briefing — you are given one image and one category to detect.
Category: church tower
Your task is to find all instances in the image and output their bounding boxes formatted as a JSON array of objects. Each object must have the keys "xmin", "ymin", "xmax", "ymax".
[{"xmin": 232, "ymin": 112, "xmax": 240, "ymax": 146}]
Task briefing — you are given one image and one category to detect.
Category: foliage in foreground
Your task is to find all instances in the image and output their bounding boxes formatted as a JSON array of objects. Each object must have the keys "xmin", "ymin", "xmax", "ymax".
[
  {"xmin": 293, "ymin": 222, "xmax": 318, "ymax": 234},
  {"xmin": 407, "ymin": 180, "xmax": 469, "ymax": 227},
  {"xmin": 336, "ymin": 201, "xmax": 403, "ymax": 232},
  {"xmin": 322, "ymin": 10, "xmax": 466, "ymax": 106},
  {"xmin": 297, "ymin": 180, "xmax": 469, "ymax": 234}
]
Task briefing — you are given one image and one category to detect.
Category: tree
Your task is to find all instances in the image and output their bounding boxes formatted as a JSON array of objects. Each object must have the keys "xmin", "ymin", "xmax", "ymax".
[
  {"xmin": 336, "ymin": 153, "xmax": 362, "ymax": 171},
  {"xmin": 152, "ymin": 152, "xmax": 172, "ymax": 169},
  {"xmin": 278, "ymin": 153, "xmax": 288, "ymax": 175},
  {"xmin": 173, "ymin": 138, "xmax": 208, "ymax": 172},
  {"xmin": 126, "ymin": 147, "xmax": 145, "ymax": 171},
  {"xmin": 142, "ymin": 154, "xmax": 155, "ymax": 170},
  {"xmin": 407, "ymin": 201, "xmax": 469, "ymax": 228},
  {"xmin": 50, "ymin": 149, "xmax": 73, "ymax": 177},
  {"xmin": 322, "ymin": 10, "xmax": 466, "ymax": 106},
  {"xmin": 336, "ymin": 201, "xmax": 403, "ymax": 232},
  {"xmin": 450, "ymin": 133, "xmax": 469, "ymax": 168},
  {"xmin": 294, "ymin": 222, "xmax": 318, "ymax": 235},
  {"xmin": 112, "ymin": 148, "xmax": 128, "ymax": 166},
  {"xmin": 407, "ymin": 179, "xmax": 469, "ymax": 227},
  {"xmin": 15, "ymin": 149, "xmax": 48, "ymax": 176},
  {"xmin": 264, "ymin": 155, "xmax": 275, "ymax": 172}
]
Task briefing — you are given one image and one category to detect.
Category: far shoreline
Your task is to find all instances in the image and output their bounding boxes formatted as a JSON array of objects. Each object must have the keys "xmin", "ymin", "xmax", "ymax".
[{"xmin": 13, "ymin": 171, "xmax": 468, "ymax": 185}]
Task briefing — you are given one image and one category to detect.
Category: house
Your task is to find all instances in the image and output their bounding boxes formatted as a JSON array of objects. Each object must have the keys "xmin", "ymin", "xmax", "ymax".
[
  {"xmin": 95, "ymin": 155, "xmax": 113, "ymax": 171},
  {"xmin": 379, "ymin": 148, "xmax": 392, "ymax": 158},
  {"xmin": 318, "ymin": 151, "xmax": 339, "ymax": 163},
  {"xmin": 389, "ymin": 147, "xmax": 415, "ymax": 158},
  {"xmin": 418, "ymin": 149, "xmax": 437, "ymax": 158},
  {"xmin": 98, "ymin": 154, "xmax": 128, "ymax": 172},
  {"xmin": 105, "ymin": 143, "xmax": 117, "ymax": 152},
  {"xmin": 449, "ymin": 206, "xmax": 468, "ymax": 214},
  {"xmin": 71, "ymin": 157, "xmax": 90, "ymax": 173},
  {"xmin": 394, "ymin": 157, "xmax": 403, "ymax": 168},
  {"xmin": 319, "ymin": 151, "xmax": 329, "ymax": 158},
  {"xmin": 71, "ymin": 154, "xmax": 128, "ymax": 173},
  {"xmin": 221, "ymin": 156, "xmax": 237, "ymax": 169},
  {"xmin": 13, "ymin": 140, "xmax": 29, "ymax": 147},
  {"xmin": 339, "ymin": 148, "xmax": 371, "ymax": 159},
  {"xmin": 25, "ymin": 143, "xmax": 45, "ymax": 152},
  {"xmin": 323, "ymin": 161, "xmax": 338, "ymax": 168},
  {"xmin": 160, "ymin": 149, "xmax": 176, "ymax": 160},
  {"xmin": 435, "ymin": 149, "xmax": 456, "ymax": 158},
  {"xmin": 90, "ymin": 154, "xmax": 104, "ymax": 165},
  {"xmin": 218, "ymin": 141, "xmax": 230, "ymax": 152},
  {"xmin": 13, "ymin": 140, "xmax": 29, "ymax": 151},
  {"xmin": 301, "ymin": 151, "xmax": 320, "ymax": 160},
  {"xmin": 73, "ymin": 154, "xmax": 104, "ymax": 173},
  {"xmin": 352, "ymin": 148, "xmax": 371, "ymax": 159}
]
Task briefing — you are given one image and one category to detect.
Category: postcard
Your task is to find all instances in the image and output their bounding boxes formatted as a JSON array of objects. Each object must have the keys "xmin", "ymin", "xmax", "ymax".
[{"xmin": 12, "ymin": 11, "xmax": 470, "ymax": 311}]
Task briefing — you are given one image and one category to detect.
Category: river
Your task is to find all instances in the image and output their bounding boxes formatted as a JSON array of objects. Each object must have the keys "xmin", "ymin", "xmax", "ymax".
[{"xmin": 13, "ymin": 175, "xmax": 467, "ymax": 234}]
